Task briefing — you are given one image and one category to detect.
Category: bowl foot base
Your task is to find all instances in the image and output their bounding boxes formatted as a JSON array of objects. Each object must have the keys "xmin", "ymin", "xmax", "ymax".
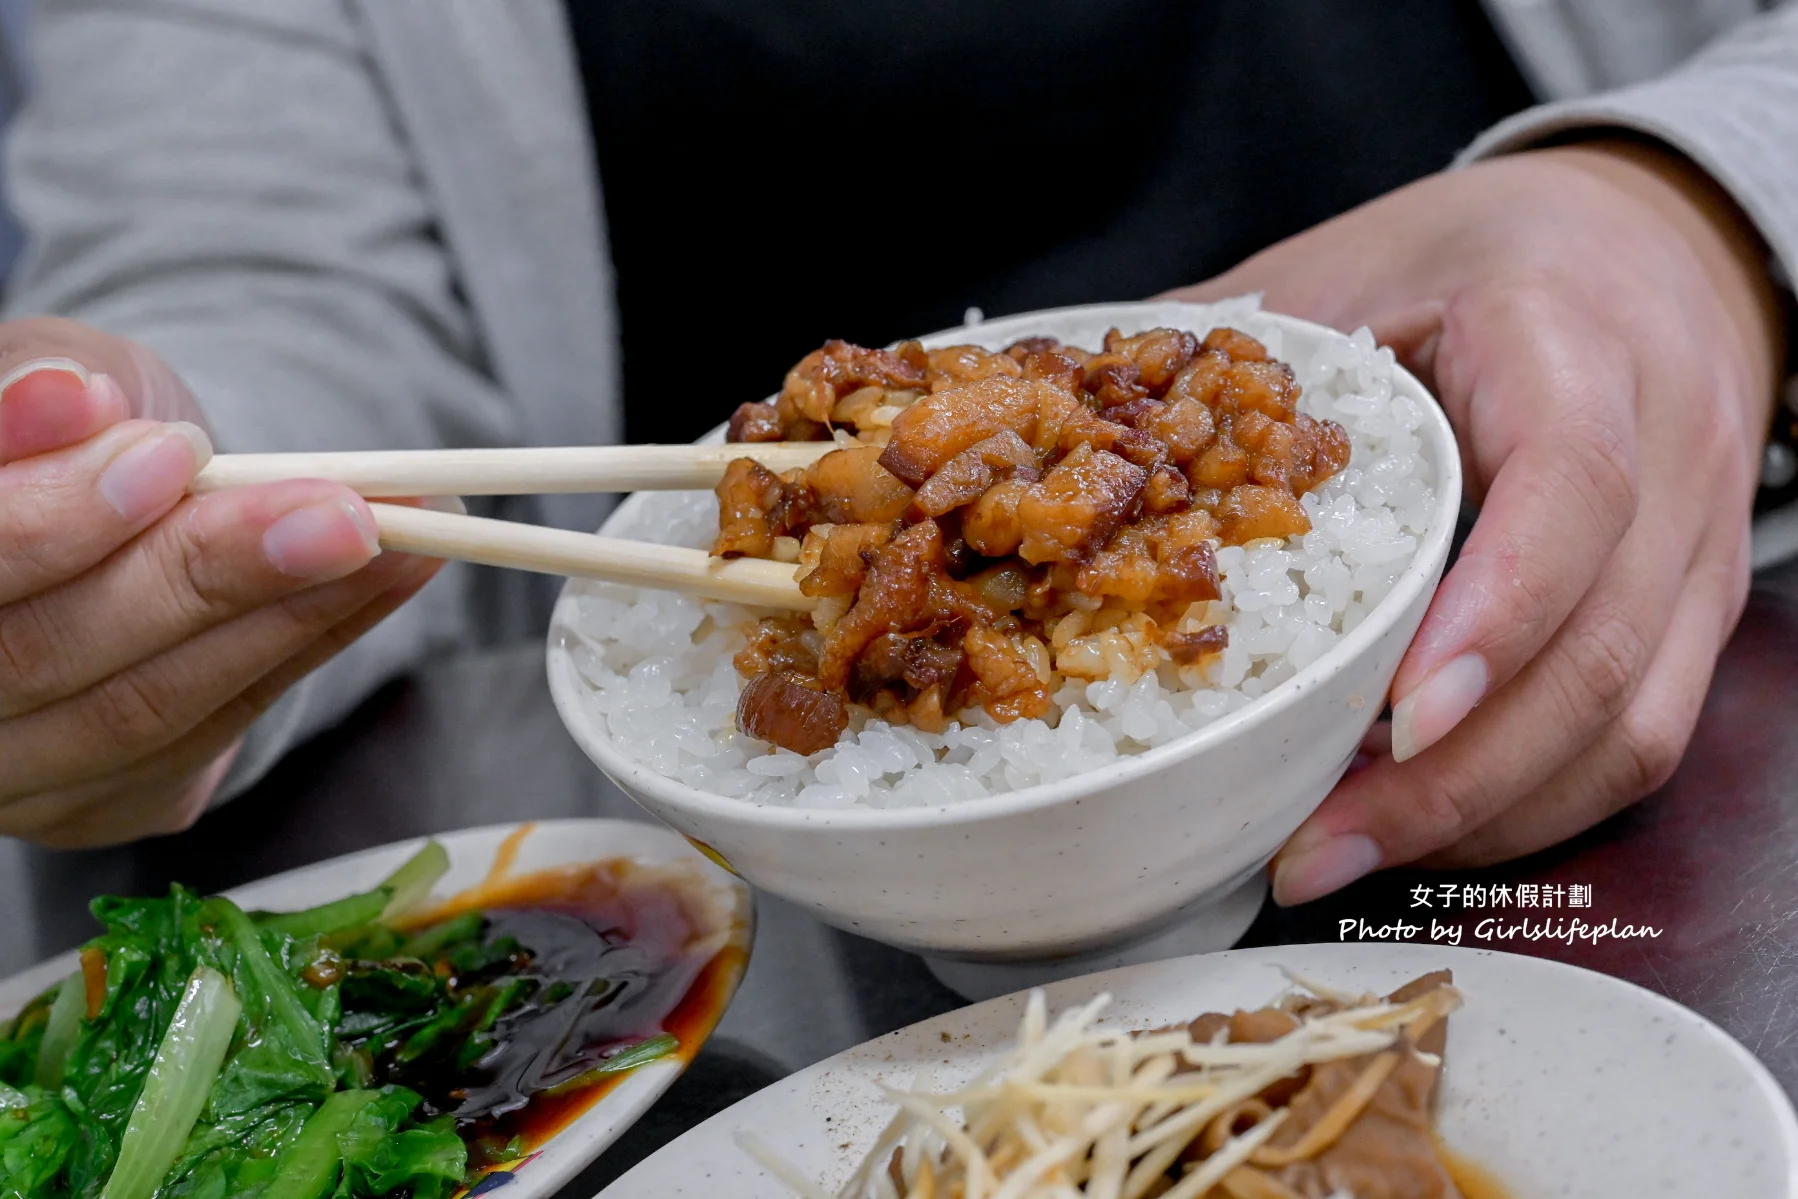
[{"xmin": 922, "ymin": 872, "xmax": 1269, "ymax": 1002}]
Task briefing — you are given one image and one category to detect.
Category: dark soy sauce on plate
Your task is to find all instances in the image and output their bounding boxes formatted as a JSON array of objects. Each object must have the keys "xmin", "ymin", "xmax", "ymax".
[{"xmin": 382, "ymin": 839, "xmax": 746, "ymax": 1163}]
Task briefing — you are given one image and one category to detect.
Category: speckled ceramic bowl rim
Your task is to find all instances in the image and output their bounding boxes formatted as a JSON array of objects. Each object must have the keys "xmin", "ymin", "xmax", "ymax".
[{"xmin": 547, "ymin": 302, "xmax": 1463, "ymax": 831}]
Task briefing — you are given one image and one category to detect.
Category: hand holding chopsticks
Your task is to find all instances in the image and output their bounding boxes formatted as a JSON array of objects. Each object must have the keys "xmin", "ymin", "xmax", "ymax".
[{"xmin": 190, "ymin": 441, "xmax": 824, "ymax": 608}]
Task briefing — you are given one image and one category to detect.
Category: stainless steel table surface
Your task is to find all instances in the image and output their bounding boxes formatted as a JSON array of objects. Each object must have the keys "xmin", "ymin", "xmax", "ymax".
[{"xmin": 7, "ymin": 555, "xmax": 1798, "ymax": 1192}]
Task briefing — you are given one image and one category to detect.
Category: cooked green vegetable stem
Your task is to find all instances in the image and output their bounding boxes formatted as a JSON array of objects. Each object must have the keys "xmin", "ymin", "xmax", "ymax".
[
  {"xmin": 397, "ymin": 911, "xmax": 484, "ymax": 962},
  {"xmin": 33, "ymin": 972, "xmax": 85, "ymax": 1090},
  {"xmin": 539, "ymin": 1034, "xmax": 679, "ymax": 1098},
  {"xmin": 257, "ymin": 889, "xmax": 393, "ymax": 939},
  {"xmin": 395, "ymin": 1004, "xmax": 469, "ymax": 1066},
  {"xmin": 378, "ymin": 841, "xmax": 450, "ymax": 924},
  {"xmin": 98, "ymin": 966, "xmax": 241, "ymax": 1199},
  {"xmin": 473, "ymin": 978, "xmax": 533, "ymax": 1035}
]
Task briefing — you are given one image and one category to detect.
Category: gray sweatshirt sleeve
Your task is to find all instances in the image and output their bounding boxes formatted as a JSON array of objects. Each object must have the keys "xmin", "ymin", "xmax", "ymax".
[
  {"xmin": 1, "ymin": 1, "xmax": 517, "ymax": 796},
  {"xmin": 1462, "ymin": 2, "xmax": 1798, "ymax": 288},
  {"xmin": 1462, "ymin": 3, "xmax": 1798, "ymax": 568}
]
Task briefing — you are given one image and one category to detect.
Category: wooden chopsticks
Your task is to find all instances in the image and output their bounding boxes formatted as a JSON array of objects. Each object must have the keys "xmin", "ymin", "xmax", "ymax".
[
  {"xmin": 368, "ymin": 500, "xmax": 813, "ymax": 610},
  {"xmin": 192, "ymin": 441, "xmax": 825, "ymax": 608},
  {"xmin": 191, "ymin": 442, "xmax": 838, "ymax": 497}
]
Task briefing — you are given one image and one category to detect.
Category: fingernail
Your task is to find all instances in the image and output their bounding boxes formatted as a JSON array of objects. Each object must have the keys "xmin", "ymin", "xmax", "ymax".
[
  {"xmin": 97, "ymin": 426, "xmax": 207, "ymax": 519},
  {"xmin": 167, "ymin": 421, "xmax": 214, "ymax": 471},
  {"xmin": 1272, "ymin": 833, "xmax": 1382, "ymax": 906},
  {"xmin": 86, "ymin": 372, "xmax": 131, "ymax": 421},
  {"xmin": 263, "ymin": 499, "xmax": 380, "ymax": 579},
  {"xmin": 1389, "ymin": 653, "xmax": 1488, "ymax": 762},
  {"xmin": 0, "ymin": 356, "xmax": 89, "ymax": 399}
]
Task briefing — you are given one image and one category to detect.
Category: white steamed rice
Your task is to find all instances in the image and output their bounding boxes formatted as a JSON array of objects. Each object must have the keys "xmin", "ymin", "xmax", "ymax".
[{"xmin": 558, "ymin": 303, "xmax": 1435, "ymax": 809}]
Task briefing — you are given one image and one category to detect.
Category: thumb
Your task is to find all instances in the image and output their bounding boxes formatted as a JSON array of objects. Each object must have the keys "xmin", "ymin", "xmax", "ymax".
[
  {"xmin": 1158, "ymin": 224, "xmax": 1389, "ymax": 329},
  {"xmin": 1161, "ymin": 235, "xmax": 1457, "ymax": 409},
  {"xmin": 1156, "ymin": 185, "xmax": 1456, "ymax": 346}
]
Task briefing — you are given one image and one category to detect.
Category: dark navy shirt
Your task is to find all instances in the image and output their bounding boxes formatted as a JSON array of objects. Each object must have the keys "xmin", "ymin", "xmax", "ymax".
[{"xmin": 563, "ymin": 1, "xmax": 1534, "ymax": 444}]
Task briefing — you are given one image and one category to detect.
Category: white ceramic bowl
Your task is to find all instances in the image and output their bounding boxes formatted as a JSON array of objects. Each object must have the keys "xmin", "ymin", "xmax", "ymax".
[
  {"xmin": 0, "ymin": 820, "xmax": 755, "ymax": 1199},
  {"xmin": 548, "ymin": 300, "xmax": 1462, "ymax": 969}
]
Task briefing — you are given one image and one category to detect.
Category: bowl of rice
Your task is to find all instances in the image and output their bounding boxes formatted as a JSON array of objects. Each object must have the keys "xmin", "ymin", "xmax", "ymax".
[{"xmin": 547, "ymin": 297, "xmax": 1461, "ymax": 972}]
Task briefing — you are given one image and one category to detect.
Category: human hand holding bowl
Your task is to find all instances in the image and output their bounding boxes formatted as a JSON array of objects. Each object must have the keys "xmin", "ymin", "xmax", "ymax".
[{"xmin": 1174, "ymin": 140, "xmax": 1784, "ymax": 902}]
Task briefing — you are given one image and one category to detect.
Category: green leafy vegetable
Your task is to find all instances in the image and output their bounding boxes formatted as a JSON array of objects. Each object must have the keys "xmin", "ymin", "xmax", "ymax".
[
  {"xmin": 201, "ymin": 900, "xmax": 335, "ymax": 1125},
  {"xmin": 99, "ymin": 965, "xmax": 241, "ymax": 1199},
  {"xmin": 258, "ymin": 1089, "xmax": 382, "ymax": 1199},
  {"xmin": 156, "ymin": 1103, "xmax": 309, "ymax": 1199},
  {"xmin": 0, "ymin": 1082, "xmax": 77, "ymax": 1198},
  {"xmin": 333, "ymin": 1090, "xmax": 464, "ymax": 1199},
  {"xmin": 0, "ymin": 872, "xmax": 681, "ymax": 1198},
  {"xmin": 0, "ymin": 990, "xmax": 53, "ymax": 1093},
  {"xmin": 62, "ymin": 889, "xmax": 210, "ymax": 1195}
]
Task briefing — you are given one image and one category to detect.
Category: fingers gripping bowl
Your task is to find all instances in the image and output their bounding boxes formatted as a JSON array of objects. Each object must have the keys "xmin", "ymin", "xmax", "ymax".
[{"xmin": 548, "ymin": 299, "xmax": 1462, "ymax": 962}]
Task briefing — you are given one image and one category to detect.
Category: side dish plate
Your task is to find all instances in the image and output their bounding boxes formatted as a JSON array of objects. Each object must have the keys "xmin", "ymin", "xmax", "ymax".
[
  {"xmin": 0, "ymin": 819, "xmax": 755, "ymax": 1199},
  {"xmin": 603, "ymin": 941, "xmax": 1798, "ymax": 1198}
]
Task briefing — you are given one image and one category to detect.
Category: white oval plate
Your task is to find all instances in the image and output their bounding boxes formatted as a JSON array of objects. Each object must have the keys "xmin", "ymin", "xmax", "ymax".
[
  {"xmin": 603, "ymin": 942, "xmax": 1798, "ymax": 1197},
  {"xmin": 0, "ymin": 819, "xmax": 754, "ymax": 1199}
]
